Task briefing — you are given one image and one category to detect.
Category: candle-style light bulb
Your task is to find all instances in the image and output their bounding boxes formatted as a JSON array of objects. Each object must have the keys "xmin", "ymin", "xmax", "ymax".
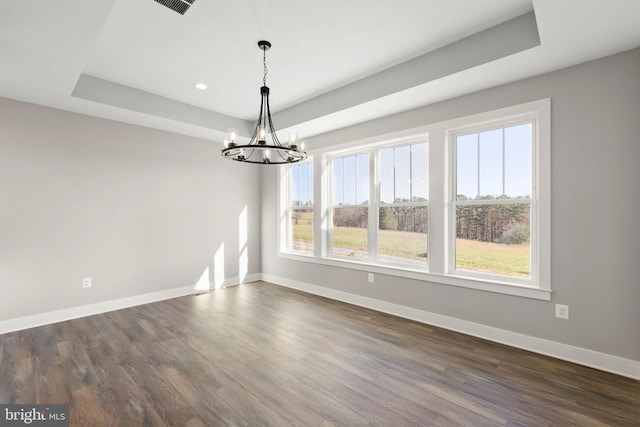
[
  {"xmin": 258, "ymin": 126, "xmax": 266, "ymax": 143},
  {"xmin": 264, "ymin": 148, "xmax": 271, "ymax": 162},
  {"xmin": 288, "ymin": 132, "xmax": 298, "ymax": 148},
  {"xmin": 227, "ymin": 128, "xmax": 237, "ymax": 143},
  {"xmin": 300, "ymin": 140, "xmax": 307, "ymax": 153}
]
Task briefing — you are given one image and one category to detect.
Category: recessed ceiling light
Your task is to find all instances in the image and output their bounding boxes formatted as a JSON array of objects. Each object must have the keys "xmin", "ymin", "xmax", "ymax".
[{"xmin": 194, "ymin": 82, "xmax": 207, "ymax": 90}]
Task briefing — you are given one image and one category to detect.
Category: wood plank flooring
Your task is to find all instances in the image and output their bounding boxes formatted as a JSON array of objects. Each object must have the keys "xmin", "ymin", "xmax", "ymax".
[{"xmin": 1, "ymin": 281, "xmax": 638, "ymax": 426}]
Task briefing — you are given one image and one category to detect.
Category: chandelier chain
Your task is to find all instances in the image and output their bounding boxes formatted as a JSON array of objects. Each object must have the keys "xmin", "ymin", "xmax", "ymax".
[{"xmin": 263, "ymin": 48, "xmax": 268, "ymax": 86}]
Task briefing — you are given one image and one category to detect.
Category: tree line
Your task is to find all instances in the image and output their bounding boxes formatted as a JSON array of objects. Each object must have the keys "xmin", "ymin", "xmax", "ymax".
[
  {"xmin": 334, "ymin": 198, "xmax": 428, "ymax": 233},
  {"xmin": 456, "ymin": 196, "xmax": 530, "ymax": 244},
  {"xmin": 328, "ymin": 196, "xmax": 530, "ymax": 245},
  {"xmin": 379, "ymin": 206, "xmax": 427, "ymax": 233}
]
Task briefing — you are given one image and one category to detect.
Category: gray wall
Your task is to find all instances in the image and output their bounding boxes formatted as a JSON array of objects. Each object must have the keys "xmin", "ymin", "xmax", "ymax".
[
  {"xmin": 261, "ymin": 48, "xmax": 640, "ymax": 361},
  {"xmin": 0, "ymin": 98, "xmax": 262, "ymax": 321}
]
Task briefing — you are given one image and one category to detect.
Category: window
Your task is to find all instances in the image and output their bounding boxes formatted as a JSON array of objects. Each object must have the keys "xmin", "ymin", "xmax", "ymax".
[
  {"xmin": 278, "ymin": 99, "xmax": 550, "ymax": 300},
  {"xmin": 379, "ymin": 142, "xmax": 429, "ymax": 266},
  {"xmin": 452, "ymin": 123, "xmax": 533, "ymax": 281},
  {"xmin": 330, "ymin": 153, "xmax": 369, "ymax": 260},
  {"xmin": 327, "ymin": 142, "xmax": 429, "ymax": 265},
  {"xmin": 287, "ymin": 159, "xmax": 313, "ymax": 253}
]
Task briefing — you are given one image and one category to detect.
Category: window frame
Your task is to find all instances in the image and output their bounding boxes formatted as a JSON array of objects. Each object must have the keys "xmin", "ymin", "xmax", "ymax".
[
  {"xmin": 280, "ymin": 156, "xmax": 315, "ymax": 256},
  {"xmin": 327, "ymin": 149, "xmax": 372, "ymax": 262},
  {"xmin": 277, "ymin": 99, "xmax": 551, "ymax": 300},
  {"xmin": 448, "ymin": 118, "xmax": 536, "ymax": 285},
  {"xmin": 376, "ymin": 140, "xmax": 430, "ymax": 268}
]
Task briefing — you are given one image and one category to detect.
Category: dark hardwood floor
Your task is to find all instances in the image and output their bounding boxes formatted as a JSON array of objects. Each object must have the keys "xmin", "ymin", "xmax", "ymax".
[{"xmin": 1, "ymin": 281, "xmax": 638, "ymax": 426}]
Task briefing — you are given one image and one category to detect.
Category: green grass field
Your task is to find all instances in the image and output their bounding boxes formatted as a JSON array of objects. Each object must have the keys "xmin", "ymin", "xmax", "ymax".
[
  {"xmin": 292, "ymin": 222, "xmax": 530, "ymax": 277},
  {"xmin": 455, "ymin": 238, "xmax": 530, "ymax": 277},
  {"xmin": 379, "ymin": 229, "xmax": 427, "ymax": 261},
  {"xmin": 291, "ymin": 212, "xmax": 313, "ymax": 252}
]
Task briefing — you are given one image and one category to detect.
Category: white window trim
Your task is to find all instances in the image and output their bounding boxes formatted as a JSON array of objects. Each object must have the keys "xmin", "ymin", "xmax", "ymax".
[
  {"xmin": 374, "ymin": 141, "xmax": 430, "ymax": 269},
  {"xmin": 327, "ymin": 150, "xmax": 371, "ymax": 262},
  {"xmin": 278, "ymin": 99, "xmax": 551, "ymax": 300},
  {"xmin": 278, "ymin": 157, "xmax": 315, "ymax": 257},
  {"xmin": 448, "ymin": 117, "xmax": 537, "ymax": 287}
]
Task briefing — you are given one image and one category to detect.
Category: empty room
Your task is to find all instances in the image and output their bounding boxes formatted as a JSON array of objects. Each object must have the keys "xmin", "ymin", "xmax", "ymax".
[{"xmin": 1, "ymin": 0, "xmax": 639, "ymax": 425}]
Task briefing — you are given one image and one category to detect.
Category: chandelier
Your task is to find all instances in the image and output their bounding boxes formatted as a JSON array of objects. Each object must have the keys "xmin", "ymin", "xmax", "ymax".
[{"xmin": 221, "ymin": 40, "xmax": 307, "ymax": 164}]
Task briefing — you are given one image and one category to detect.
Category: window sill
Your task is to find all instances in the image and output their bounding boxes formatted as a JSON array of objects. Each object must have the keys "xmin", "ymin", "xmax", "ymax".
[{"xmin": 278, "ymin": 251, "xmax": 551, "ymax": 301}]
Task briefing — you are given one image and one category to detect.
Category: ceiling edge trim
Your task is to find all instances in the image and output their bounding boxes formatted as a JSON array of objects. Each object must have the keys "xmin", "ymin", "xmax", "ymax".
[
  {"xmin": 270, "ymin": 11, "xmax": 540, "ymax": 131},
  {"xmin": 71, "ymin": 74, "xmax": 252, "ymax": 135}
]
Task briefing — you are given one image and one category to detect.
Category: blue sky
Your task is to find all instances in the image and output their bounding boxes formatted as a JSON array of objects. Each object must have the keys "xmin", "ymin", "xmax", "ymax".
[
  {"xmin": 293, "ymin": 123, "xmax": 531, "ymax": 205},
  {"xmin": 380, "ymin": 143, "xmax": 428, "ymax": 203},
  {"xmin": 332, "ymin": 154, "xmax": 369, "ymax": 205},
  {"xmin": 291, "ymin": 162, "xmax": 313, "ymax": 205},
  {"xmin": 457, "ymin": 123, "xmax": 531, "ymax": 199}
]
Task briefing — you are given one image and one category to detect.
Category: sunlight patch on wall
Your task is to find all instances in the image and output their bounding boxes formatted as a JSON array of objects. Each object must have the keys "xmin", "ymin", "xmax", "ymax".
[
  {"xmin": 194, "ymin": 266, "xmax": 211, "ymax": 291},
  {"xmin": 239, "ymin": 206, "xmax": 248, "ymax": 282},
  {"xmin": 214, "ymin": 243, "xmax": 225, "ymax": 289}
]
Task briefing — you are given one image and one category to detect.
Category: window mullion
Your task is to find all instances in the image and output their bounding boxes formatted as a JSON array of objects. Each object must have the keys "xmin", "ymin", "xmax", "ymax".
[
  {"xmin": 286, "ymin": 167, "xmax": 291, "ymax": 252},
  {"xmin": 368, "ymin": 149, "xmax": 377, "ymax": 263},
  {"xmin": 309, "ymin": 164, "xmax": 312, "ymax": 206},
  {"xmin": 314, "ymin": 156, "xmax": 323, "ymax": 257},
  {"xmin": 325, "ymin": 156, "xmax": 334, "ymax": 257},
  {"xmin": 299, "ymin": 165, "xmax": 303, "ymax": 207},
  {"xmin": 340, "ymin": 158, "xmax": 347, "ymax": 208},
  {"xmin": 427, "ymin": 127, "xmax": 448, "ymax": 274},
  {"xmin": 502, "ymin": 128, "xmax": 506, "ymax": 197},
  {"xmin": 409, "ymin": 145, "xmax": 413, "ymax": 202},
  {"xmin": 393, "ymin": 148, "xmax": 396, "ymax": 203},
  {"xmin": 476, "ymin": 133, "xmax": 480, "ymax": 199}
]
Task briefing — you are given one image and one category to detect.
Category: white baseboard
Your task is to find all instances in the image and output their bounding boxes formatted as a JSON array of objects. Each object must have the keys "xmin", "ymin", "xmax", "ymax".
[
  {"xmin": 0, "ymin": 274, "xmax": 261, "ymax": 335},
  {"xmin": 261, "ymin": 273, "xmax": 640, "ymax": 380}
]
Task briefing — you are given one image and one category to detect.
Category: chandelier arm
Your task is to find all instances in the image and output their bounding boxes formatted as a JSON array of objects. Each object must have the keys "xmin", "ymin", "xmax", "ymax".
[
  {"xmin": 248, "ymin": 102, "xmax": 261, "ymax": 144},
  {"xmin": 248, "ymin": 124, "xmax": 260, "ymax": 144},
  {"xmin": 258, "ymin": 91, "xmax": 265, "ymax": 128},
  {"xmin": 274, "ymin": 149, "xmax": 289, "ymax": 162},
  {"xmin": 263, "ymin": 91, "xmax": 269, "ymax": 133},
  {"xmin": 264, "ymin": 88, "xmax": 282, "ymax": 146},
  {"xmin": 252, "ymin": 87, "xmax": 267, "ymax": 144}
]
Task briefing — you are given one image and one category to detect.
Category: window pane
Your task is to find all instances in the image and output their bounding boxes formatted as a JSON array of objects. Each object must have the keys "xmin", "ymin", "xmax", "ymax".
[
  {"xmin": 380, "ymin": 148, "xmax": 394, "ymax": 204},
  {"xmin": 455, "ymin": 203, "xmax": 530, "ymax": 278},
  {"xmin": 332, "ymin": 207, "xmax": 368, "ymax": 260},
  {"xmin": 504, "ymin": 123, "xmax": 531, "ymax": 198},
  {"xmin": 291, "ymin": 208, "xmax": 313, "ymax": 253},
  {"xmin": 356, "ymin": 154, "xmax": 369, "ymax": 205},
  {"xmin": 332, "ymin": 157, "xmax": 343, "ymax": 205},
  {"xmin": 291, "ymin": 165, "xmax": 300, "ymax": 206},
  {"xmin": 299, "ymin": 163, "xmax": 310, "ymax": 205},
  {"xmin": 479, "ymin": 129, "xmax": 503, "ymax": 198},
  {"xmin": 456, "ymin": 133, "xmax": 478, "ymax": 200},
  {"xmin": 411, "ymin": 143, "xmax": 428, "ymax": 202},
  {"xmin": 379, "ymin": 206, "xmax": 428, "ymax": 265},
  {"xmin": 344, "ymin": 156, "xmax": 356, "ymax": 205},
  {"xmin": 395, "ymin": 145, "xmax": 411, "ymax": 202}
]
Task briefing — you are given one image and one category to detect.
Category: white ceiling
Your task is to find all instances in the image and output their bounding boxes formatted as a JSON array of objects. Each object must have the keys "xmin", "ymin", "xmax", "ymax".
[{"xmin": 1, "ymin": 0, "xmax": 639, "ymax": 142}]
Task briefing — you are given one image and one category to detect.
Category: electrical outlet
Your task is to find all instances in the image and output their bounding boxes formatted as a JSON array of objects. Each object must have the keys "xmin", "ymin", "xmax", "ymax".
[
  {"xmin": 555, "ymin": 304, "xmax": 569, "ymax": 319},
  {"xmin": 82, "ymin": 277, "xmax": 92, "ymax": 288},
  {"xmin": 367, "ymin": 273, "xmax": 375, "ymax": 283}
]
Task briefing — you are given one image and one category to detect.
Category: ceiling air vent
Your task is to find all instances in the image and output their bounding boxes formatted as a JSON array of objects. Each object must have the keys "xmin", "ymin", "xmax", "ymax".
[{"xmin": 153, "ymin": 0, "xmax": 196, "ymax": 15}]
